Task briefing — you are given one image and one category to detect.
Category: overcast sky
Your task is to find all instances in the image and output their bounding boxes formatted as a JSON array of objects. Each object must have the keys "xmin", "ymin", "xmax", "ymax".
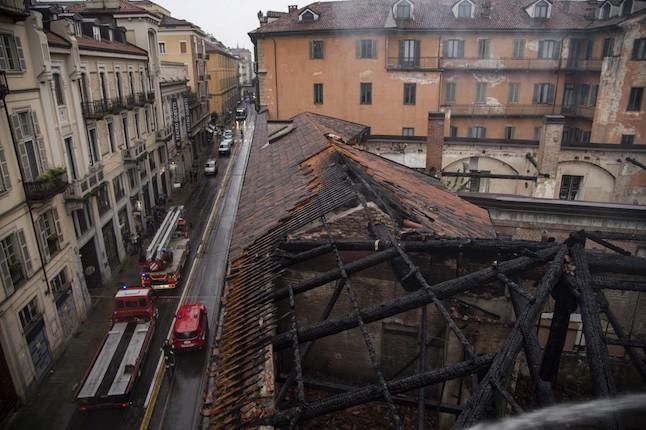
[{"xmin": 152, "ymin": 0, "xmax": 301, "ymax": 50}]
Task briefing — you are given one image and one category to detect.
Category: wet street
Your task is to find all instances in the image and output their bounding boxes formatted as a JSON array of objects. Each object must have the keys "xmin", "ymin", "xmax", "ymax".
[{"xmin": 64, "ymin": 108, "xmax": 255, "ymax": 430}]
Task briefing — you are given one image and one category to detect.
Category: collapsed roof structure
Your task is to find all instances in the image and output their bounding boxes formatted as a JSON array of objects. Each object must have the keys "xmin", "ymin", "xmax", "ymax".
[{"xmin": 203, "ymin": 112, "xmax": 646, "ymax": 429}]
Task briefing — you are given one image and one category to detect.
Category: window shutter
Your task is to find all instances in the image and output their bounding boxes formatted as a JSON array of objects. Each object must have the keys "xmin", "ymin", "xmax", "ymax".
[
  {"xmin": 15, "ymin": 36, "xmax": 26, "ymax": 71},
  {"xmin": 372, "ymin": 40, "xmax": 377, "ymax": 59},
  {"xmin": 320, "ymin": 41, "xmax": 324, "ymax": 59},
  {"xmin": 399, "ymin": 40, "xmax": 405, "ymax": 59},
  {"xmin": 0, "ymin": 242, "xmax": 13, "ymax": 296},
  {"xmin": 10, "ymin": 113, "xmax": 23, "ymax": 141},
  {"xmin": 31, "ymin": 112, "xmax": 48, "ymax": 171},
  {"xmin": 17, "ymin": 230, "xmax": 33, "ymax": 277},
  {"xmin": 38, "ymin": 216, "xmax": 50, "ymax": 262},
  {"xmin": 31, "ymin": 111, "xmax": 41, "ymax": 136},
  {"xmin": 53, "ymin": 208, "xmax": 63, "ymax": 240},
  {"xmin": 553, "ymin": 41, "xmax": 561, "ymax": 59},
  {"xmin": 0, "ymin": 38, "xmax": 8, "ymax": 70},
  {"xmin": 458, "ymin": 40, "xmax": 465, "ymax": 58},
  {"xmin": 548, "ymin": 84, "xmax": 555, "ymax": 103},
  {"xmin": 533, "ymin": 84, "xmax": 539, "ymax": 103},
  {"xmin": 356, "ymin": 40, "xmax": 361, "ymax": 58},
  {"xmin": 442, "ymin": 40, "xmax": 448, "ymax": 57},
  {"xmin": 0, "ymin": 147, "xmax": 10, "ymax": 191},
  {"xmin": 309, "ymin": 41, "xmax": 313, "ymax": 59}
]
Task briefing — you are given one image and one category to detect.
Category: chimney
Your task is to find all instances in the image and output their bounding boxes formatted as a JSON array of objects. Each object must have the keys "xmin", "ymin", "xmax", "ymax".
[
  {"xmin": 288, "ymin": 5, "xmax": 298, "ymax": 14},
  {"xmin": 426, "ymin": 112, "xmax": 445, "ymax": 177},
  {"xmin": 534, "ymin": 115, "xmax": 565, "ymax": 198}
]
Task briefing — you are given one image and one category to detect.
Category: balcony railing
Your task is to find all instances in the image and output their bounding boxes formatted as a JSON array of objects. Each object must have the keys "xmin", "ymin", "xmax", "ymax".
[
  {"xmin": 81, "ymin": 99, "xmax": 110, "ymax": 119},
  {"xmin": 125, "ymin": 94, "xmax": 136, "ymax": 108},
  {"xmin": 387, "ymin": 57, "xmax": 440, "ymax": 71},
  {"xmin": 562, "ymin": 104, "xmax": 596, "ymax": 120},
  {"xmin": 146, "ymin": 91, "xmax": 155, "ymax": 103},
  {"xmin": 440, "ymin": 57, "xmax": 561, "ymax": 71},
  {"xmin": 0, "ymin": 0, "xmax": 28, "ymax": 17},
  {"xmin": 24, "ymin": 169, "xmax": 69, "ymax": 203},
  {"xmin": 122, "ymin": 142, "xmax": 146, "ymax": 163},
  {"xmin": 442, "ymin": 103, "xmax": 560, "ymax": 117},
  {"xmin": 561, "ymin": 58, "xmax": 604, "ymax": 71},
  {"xmin": 156, "ymin": 125, "xmax": 173, "ymax": 141},
  {"xmin": 65, "ymin": 164, "xmax": 104, "ymax": 201},
  {"xmin": 111, "ymin": 97, "xmax": 124, "ymax": 113}
]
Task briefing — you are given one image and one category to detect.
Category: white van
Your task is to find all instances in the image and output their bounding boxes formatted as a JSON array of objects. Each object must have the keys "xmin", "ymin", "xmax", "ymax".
[{"xmin": 218, "ymin": 140, "xmax": 231, "ymax": 156}]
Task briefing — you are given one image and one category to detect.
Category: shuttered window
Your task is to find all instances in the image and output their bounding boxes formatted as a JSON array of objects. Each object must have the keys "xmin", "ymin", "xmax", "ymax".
[
  {"xmin": 0, "ymin": 33, "xmax": 26, "ymax": 71},
  {"xmin": 0, "ymin": 145, "xmax": 10, "ymax": 193},
  {"xmin": 37, "ymin": 208, "xmax": 63, "ymax": 262},
  {"xmin": 533, "ymin": 83, "xmax": 555, "ymax": 104},
  {"xmin": 445, "ymin": 82, "xmax": 456, "ymax": 104},
  {"xmin": 10, "ymin": 111, "xmax": 48, "ymax": 182},
  {"xmin": 512, "ymin": 39, "xmax": 526, "ymax": 59},
  {"xmin": 0, "ymin": 230, "xmax": 33, "ymax": 296},
  {"xmin": 356, "ymin": 40, "xmax": 377, "ymax": 59},
  {"xmin": 444, "ymin": 40, "xmax": 465, "ymax": 58},
  {"xmin": 538, "ymin": 40, "xmax": 560, "ymax": 59},
  {"xmin": 310, "ymin": 40, "xmax": 324, "ymax": 59}
]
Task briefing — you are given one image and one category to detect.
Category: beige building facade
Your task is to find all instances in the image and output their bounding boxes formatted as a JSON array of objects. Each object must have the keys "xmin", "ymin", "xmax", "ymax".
[{"xmin": 206, "ymin": 41, "xmax": 239, "ymax": 120}]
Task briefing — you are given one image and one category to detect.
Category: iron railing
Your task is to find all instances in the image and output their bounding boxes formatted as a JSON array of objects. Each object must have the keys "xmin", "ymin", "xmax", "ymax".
[
  {"xmin": 64, "ymin": 165, "xmax": 104, "ymax": 200},
  {"xmin": 562, "ymin": 104, "xmax": 596, "ymax": 119},
  {"xmin": 440, "ymin": 57, "xmax": 561, "ymax": 70},
  {"xmin": 442, "ymin": 103, "xmax": 560, "ymax": 116},
  {"xmin": 24, "ymin": 171, "xmax": 68, "ymax": 202},
  {"xmin": 387, "ymin": 57, "xmax": 440, "ymax": 70}
]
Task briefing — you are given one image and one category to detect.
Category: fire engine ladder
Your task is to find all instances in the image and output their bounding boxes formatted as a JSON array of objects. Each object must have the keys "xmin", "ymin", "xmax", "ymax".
[{"xmin": 145, "ymin": 206, "xmax": 184, "ymax": 262}]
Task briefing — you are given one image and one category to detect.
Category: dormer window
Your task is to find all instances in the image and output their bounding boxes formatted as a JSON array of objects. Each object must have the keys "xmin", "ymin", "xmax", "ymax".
[
  {"xmin": 600, "ymin": 2, "xmax": 611, "ymax": 19},
  {"xmin": 73, "ymin": 22, "xmax": 82, "ymax": 37},
  {"xmin": 395, "ymin": 0, "xmax": 413, "ymax": 20},
  {"xmin": 298, "ymin": 8, "xmax": 319, "ymax": 22},
  {"xmin": 622, "ymin": 0, "xmax": 632, "ymax": 16},
  {"xmin": 534, "ymin": 0, "xmax": 549, "ymax": 19},
  {"xmin": 457, "ymin": 0, "xmax": 473, "ymax": 18},
  {"xmin": 92, "ymin": 26, "xmax": 101, "ymax": 41}
]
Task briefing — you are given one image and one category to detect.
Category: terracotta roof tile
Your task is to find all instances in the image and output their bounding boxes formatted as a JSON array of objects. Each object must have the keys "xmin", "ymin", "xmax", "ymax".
[
  {"xmin": 76, "ymin": 35, "xmax": 148, "ymax": 56},
  {"xmin": 67, "ymin": 0, "xmax": 151, "ymax": 15},
  {"xmin": 46, "ymin": 31, "xmax": 71, "ymax": 48}
]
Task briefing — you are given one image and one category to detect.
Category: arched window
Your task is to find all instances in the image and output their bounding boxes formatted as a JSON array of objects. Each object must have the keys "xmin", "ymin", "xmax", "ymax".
[
  {"xmin": 396, "ymin": 1, "xmax": 412, "ymax": 19},
  {"xmin": 622, "ymin": 0, "xmax": 633, "ymax": 16},
  {"xmin": 535, "ymin": 0, "xmax": 549, "ymax": 18},
  {"xmin": 601, "ymin": 3, "xmax": 611, "ymax": 19},
  {"xmin": 457, "ymin": 1, "xmax": 472, "ymax": 18}
]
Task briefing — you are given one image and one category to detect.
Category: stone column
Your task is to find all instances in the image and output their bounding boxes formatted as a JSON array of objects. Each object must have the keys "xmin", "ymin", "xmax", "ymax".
[
  {"xmin": 535, "ymin": 115, "xmax": 565, "ymax": 199},
  {"xmin": 426, "ymin": 112, "xmax": 446, "ymax": 177}
]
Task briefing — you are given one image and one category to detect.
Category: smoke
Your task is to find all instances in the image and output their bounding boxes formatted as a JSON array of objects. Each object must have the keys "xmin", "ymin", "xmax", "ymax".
[{"xmin": 467, "ymin": 393, "xmax": 646, "ymax": 430}]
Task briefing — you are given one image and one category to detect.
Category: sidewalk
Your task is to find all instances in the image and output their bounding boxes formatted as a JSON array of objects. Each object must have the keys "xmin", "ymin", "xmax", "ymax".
[{"xmin": 5, "ymin": 151, "xmax": 210, "ymax": 430}]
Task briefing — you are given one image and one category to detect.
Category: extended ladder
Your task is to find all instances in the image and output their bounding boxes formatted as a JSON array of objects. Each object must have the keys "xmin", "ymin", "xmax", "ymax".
[{"xmin": 145, "ymin": 206, "xmax": 184, "ymax": 262}]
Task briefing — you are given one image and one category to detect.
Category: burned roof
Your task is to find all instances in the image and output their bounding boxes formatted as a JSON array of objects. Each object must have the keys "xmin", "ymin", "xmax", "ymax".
[{"xmin": 250, "ymin": 0, "xmax": 626, "ymax": 36}]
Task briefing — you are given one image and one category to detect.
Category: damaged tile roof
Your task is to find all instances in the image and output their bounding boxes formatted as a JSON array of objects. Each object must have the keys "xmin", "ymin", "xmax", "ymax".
[
  {"xmin": 76, "ymin": 35, "xmax": 148, "ymax": 56},
  {"xmin": 204, "ymin": 111, "xmax": 495, "ymax": 428},
  {"xmin": 250, "ymin": 0, "xmax": 627, "ymax": 36}
]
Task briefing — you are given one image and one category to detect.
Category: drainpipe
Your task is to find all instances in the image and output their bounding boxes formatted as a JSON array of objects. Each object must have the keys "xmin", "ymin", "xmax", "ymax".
[
  {"xmin": 272, "ymin": 38, "xmax": 279, "ymax": 118},
  {"xmin": 1, "ymin": 92, "xmax": 51, "ymax": 295}
]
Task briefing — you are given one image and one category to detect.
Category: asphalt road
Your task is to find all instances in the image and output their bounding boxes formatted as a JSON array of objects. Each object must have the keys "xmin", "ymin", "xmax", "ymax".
[{"xmin": 64, "ymin": 109, "xmax": 253, "ymax": 430}]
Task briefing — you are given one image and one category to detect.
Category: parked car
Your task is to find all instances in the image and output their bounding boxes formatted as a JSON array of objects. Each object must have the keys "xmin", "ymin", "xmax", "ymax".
[
  {"xmin": 219, "ymin": 140, "xmax": 232, "ymax": 156},
  {"xmin": 223, "ymin": 129, "xmax": 234, "ymax": 140},
  {"xmin": 172, "ymin": 303, "xmax": 208, "ymax": 350},
  {"xmin": 204, "ymin": 159, "xmax": 218, "ymax": 176}
]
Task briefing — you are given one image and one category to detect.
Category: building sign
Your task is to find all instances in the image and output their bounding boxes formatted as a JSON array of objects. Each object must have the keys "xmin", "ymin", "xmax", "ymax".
[
  {"xmin": 183, "ymin": 94, "xmax": 192, "ymax": 135},
  {"xmin": 171, "ymin": 97, "xmax": 181, "ymax": 148}
]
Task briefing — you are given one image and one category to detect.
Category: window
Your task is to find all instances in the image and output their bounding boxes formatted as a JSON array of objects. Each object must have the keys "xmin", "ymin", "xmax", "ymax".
[
  {"xmin": 449, "ymin": 126, "xmax": 458, "ymax": 137},
  {"xmin": 601, "ymin": 3, "xmax": 611, "ymax": 19},
  {"xmin": 19, "ymin": 298, "xmax": 40, "ymax": 331},
  {"xmin": 310, "ymin": 40, "xmax": 324, "ymax": 59},
  {"xmin": 99, "ymin": 70, "xmax": 108, "ymax": 100},
  {"xmin": 399, "ymin": 39, "xmax": 420, "ymax": 67},
  {"xmin": 478, "ymin": 39, "xmax": 490, "ymax": 59},
  {"xmin": 402, "ymin": 127, "xmax": 414, "ymax": 136},
  {"xmin": 468, "ymin": 126, "xmax": 486, "ymax": 138},
  {"xmin": 469, "ymin": 171, "xmax": 489, "ymax": 193},
  {"xmin": 148, "ymin": 152, "xmax": 156, "ymax": 171},
  {"xmin": 533, "ymin": 83, "xmax": 555, "ymax": 104},
  {"xmin": 505, "ymin": 126, "xmax": 515, "ymax": 140},
  {"xmin": 445, "ymin": 39, "xmax": 465, "ymax": 58},
  {"xmin": 559, "ymin": 175, "xmax": 583, "ymax": 200},
  {"xmin": 590, "ymin": 85, "xmax": 599, "ymax": 106},
  {"xmin": 534, "ymin": 126, "xmax": 543, "ymax": 141},
  {"xmin": 633, "ymin": 39, "xmax": 646, "ymax": 60},
  {"xmin": 106, "ymin": 120, "xmax": 116, "ymax": 153},
  {"xmin": 313, "ymin": 83, "xmax": 324, "ymax": 104},
  {"xmin": 10, "ymin": 111, "xmax": 47, "ymax": 182},
  {"xmin": 0, "ymin": 33, "xmax": 25, "ymax": 71},
  {"xmin": 301, "ymin": 10, "xmax": 316, "ymax": 21},
  {"xmin": 79, "ymin": 71, "xmax": 89, "ymax": 104},
  {"xmin": 357, "ymin": 40, "xmax": 377, "ymax": 59},
  {"xmin": 159, "ymin": 42, "xmax": 166, "ymax": 54},
  {"xmin": 180, "ymin": 41, "xmax": 187, "ymax": 54},
  {"xmin": 128, "ymin": 71, "xmax": 135, "ymax": 96},
  {"xmin": 53, "ymin": 72, "xmax": 65, "ymax": 106},
  {"xmin": 72, "ymin": 203, "xmax": 92, "ymax": 238},
  {"xmin": 508, "ymin": 82, "xmax": 520, "ymax": 103},
  {"xmin": 144, "ymin": 108, "xmax": 151, "ymax": 134},
  {"xmin": 621, "ymin": 134, "xmax": 635, "ymax": 145},
  {"xmin": 115, "ymin": 71, "xmax": 123, "ymax": 99},
  {"xmin": 37, "ymin": 208, "xmax": 62, "ymax": 261},
  {"xmin": 92, "ymin": 26, "xmax": 101, "ymax": 41},
  {"xmin": 96, "ymin": 184, "xmax": 111, "ymax": 216},
  {"xmin": 475, "ymin": 82, "xmax": 487, "ymax": 103},
  {"xmin": 0, "ymin": 231, "xmax": 32, "ymax": 295},
  {"xmin": 627, "ymin": 87, "xmax": 643, "ymax": 111},
  {"xmin": 512, "ymin": 39, "xmax": 526, "ymax": 59},
  {"xmin": 457, "ymin": 1, "xmax": 472, "ymax": 18},
  {"xmin": 622, "ymin": 0, "xmax": 633, "ymax": 16},
  {"xmin": 582, "ymin": 130, "xmax": 591, "ymax": 144},
  {"xmin": 87, "ymin": 127, "xmax": 100, "ymax": 164},
  {"xmin": 403, "ymin": 83, "xmax": 416, "ymax": 105},
  {"xmin": 63, "ymin": 137, "xmax": 77, "ymax": 181},
  {"xmin": 113, "ymin": 175, "xmax": 125, "ymax": 202},
  {"xmin": 585, "ymin": 40, "xmax": 594, "ymax": 60},
  {"xmin": 396, "ymin": 1, "xmax": 412, "ymax": 19},
  {"xmin": 0, "ymin": 145, "xmax": 10, "ymax": 193},
  {"xmin": 135, "ymin": 110, "xmax": 141, "ymax": 139},
  {"xmin": 445, "ymin": 82, "xmax": 456, "ymax": 104},
  {"xmin": 535, "ymin": 0, "xmax": 549, "ymax": 18},
  {"xmin": 360, "ymin": 82, "xmax": 372, "ymax": 105},
  {"xmin": 576, "ymin": 84, "xmax": 590, "ymax": 106},
  {"xmin": 602, "ymin": 38, "xmax": 614, "ymax": 57},
  {"xmin": 538, "ymin": 40, "xmax": 559, "ymax": 59},
  {"xmin": 122, "ymin": 114, "xmax": 130, "ymax": 147},
  {"xmin": 50, "ymin": 268, "xmax": 70, "ymax": 300}
]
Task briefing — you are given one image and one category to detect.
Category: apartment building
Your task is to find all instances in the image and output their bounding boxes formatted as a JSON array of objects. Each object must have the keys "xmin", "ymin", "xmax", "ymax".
[
  {"xmin": 231, "ymin": 46, "xmax": 254, "ymax": 99},
  {"xmin": 251, "ymin": 0, "xmax": 646, "ymax": 144},
  {"xmin": 206, "ymin": 40, "xmax": 239, "ymax": 120}
]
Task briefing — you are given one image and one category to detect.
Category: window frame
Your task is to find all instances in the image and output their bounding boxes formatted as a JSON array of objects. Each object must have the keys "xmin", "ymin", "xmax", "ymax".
[
  {"xmin": 620, "ymin": 134, "xmax": 635, "ymax": 145},
  {"xmin": 403, "ymin": 83, "xmax": 416, "ymax": 105},
  {"xmin": 534, "ymin": 0, "xmax": 550, "ymax": 19},
  {"xmin": 0, "ymin": 32, "xmax": 26, "ymax": 72},
  {"xmin": 445, "ymin": 81, "xmax": 456, "ymax": 104},
  {"xmin": 313, "ymin": 83, "xmax": 324, "ymax": 104},
  {"xmin": 627, "ymin": 87, "xmax": 643, "ymax": 111},
  {"xmin": 633, "ymin": 38, "xmax": 646, "ymax": 60},
  {"xmin": 457, "ymin": 1, "xmax": 473, "ymax": 18},
  {"xmin": 559, "ymin": 174, "xmax": 583, "ymax": 200},
  {"xmin": 402, "ymin": 127, "xmax": 415, "ymax": 137},
  {"xmin": 360, "ymin": 82, "xmax": 372, "ymax": 105},
  {"xmin": 310, "ymin": 40, "xmax": 325, "ymax": 60},
  {"xmin": 158, "ymin": 41, "xmax": 166, "ymax": 54},
  {"xmin": 478, "ymin": 39, "xmax": 490, "ymax": 59}
]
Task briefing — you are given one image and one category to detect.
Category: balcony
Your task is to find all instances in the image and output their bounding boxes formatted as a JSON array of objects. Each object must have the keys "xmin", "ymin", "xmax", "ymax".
[
  {"xmin": 65, "ymin": 164, "xmax": 104, "ymax": 201},
  {"xmin": 562, "ymin": 104, "xmax": 596, "ymax": 120},
  {"xmin": 122, "ymin": 142, "xmax": 146, "ymax": 163},
  {"xmin": 561, "ymin": 58, "xmax": 603, "ymax": 72},
  {"xmin": 81, "ymin": 99, "xmax": 111, "ymax": 120},
  {"xmin": 0, "ymin": 0, "xmax": 29, "ymax": 18},
  {"xmin": 146, "ymin": 91, "xmax": 155, "ymax": 104},
  {"xmin": 440, "ymin": 57, "xmax": 561, "ymax": 71},
  {"xmin": 156, "ymin": 124, "xmax": 173, "ymax": 142},
  {"xmin": 387, "ymin": 57, "xmax": 440, "ymax": 71},
  {"xmin": 24, "ymin": 168, "xmax": 69, "ymax": 203},
  {"xmin": 125, "ymin": 94, "xmax": 137, "ymax": 108},
  {"xmin": 442, "ymin": 104, "xmax": 560, "ymax": 117}
]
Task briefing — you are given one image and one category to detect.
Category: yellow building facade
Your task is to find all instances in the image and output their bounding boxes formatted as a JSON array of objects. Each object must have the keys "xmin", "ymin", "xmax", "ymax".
[{"xmin": 206, "ymin": 41, "xmax": 239, "ymax": 119}]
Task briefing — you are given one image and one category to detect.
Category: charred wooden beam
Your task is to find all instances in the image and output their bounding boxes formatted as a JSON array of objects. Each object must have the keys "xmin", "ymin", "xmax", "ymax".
[
  {"xmin": 584, "ymin": 232, "xmax": 631, "ymax": 256},
  {"xmin": 592, "ymin": 275, "xmax": 646, "ymax": 292},
  {"xmin": 273, "ymin": 247, "xmax": 399, "ymax": 301},
  {"xmin": 442, "ymin": 171, "xmax": 539, "ymax": 181},
  {"xmin": 626, "ymin": 157, "xmax": 646, "ymax": 171},
  {"xmin": 455, "ymin": 246, "xmax": 566, "ymax": 428},
  {"xmin": 262, "ymin": 354, "xmax": 494, "ymax": 427},
  {"xmin": 588, "ymin": 254, "xmax": 646, "ymax": 276},
  {"xmin": 279, "ymin": 243, "xmax": 334, "ymax": 266},
  {"xmin": 605, "ymin": 338, "xmax": 646, "ymax": 349},
  {"xmin": 418, "ymin": 306, "xmax": 429, "ymax": 430},
  {"xmin": 587, "ymin": 231, "xmax": 646, "ymax": 242},
  {"xmin": 497, "ymin": 273, "xmax": 533, "ymax": 302},
  {"xmin": 272, "ymin": 246, "xmax": 561, "ymax": 351}
]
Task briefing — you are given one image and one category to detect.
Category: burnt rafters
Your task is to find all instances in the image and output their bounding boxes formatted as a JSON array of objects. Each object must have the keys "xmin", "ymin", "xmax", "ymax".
[
  {"xmin": 593, "ymin": 275, "xmax": 646, "ymax": 292},
  {"xmin": 454, "ymin": 246, "xmax": 567, "ymax": 428},
  {"xmin": 261, "ymin": 354, "xmax": 495, "ymax": 427},
  {"xmin": 272, "ymin": 245, "xmax": 561, "ymax": 351},
  {"xmin": 587, "ymin": 253, "xmax": 646, "ymax": 277},
  {"xmin": 496, "ymin": 272, "xmax": 533, "ymax": 302},
  {"xmin": 583, "ymin": 231, "xmax": 632, "ymax": 256},
  {"xmin": 587, "ymin": 231, "xmax": 646, "ymax": 242}
]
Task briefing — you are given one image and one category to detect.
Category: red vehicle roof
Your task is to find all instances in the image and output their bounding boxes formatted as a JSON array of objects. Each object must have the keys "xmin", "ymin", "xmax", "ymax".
[{"xmin": 174, "ymin": 304, "xmax": 204, "ymax": 333}]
